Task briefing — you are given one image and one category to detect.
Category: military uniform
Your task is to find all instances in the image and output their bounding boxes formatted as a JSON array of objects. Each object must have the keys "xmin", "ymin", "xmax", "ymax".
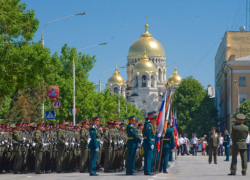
[
  {"xmin": 34, "ymin": 125, "xmax": 45, "ymax": 174},
  {"xmin": 103, "ymin": 122, "xmax": 113, "ymax": 172},
  {"xmin": 160, "ymin": 126, "xmax": 175, "ymax": 173},
  {"xmin": 56, "ymin": 124, "xmax": 66, "ymax": 173},
  {"xmin": 223, "ymin": 131, "xmax": 231, "ymax": 161},
  {"xmin": 79, "ymin": 123, "xmax": 89, "ymax": 173},
  {"xmin": 229, "ymin": 114, "xmax": 249, "ymax": 176},
  {"xmin": 208, "ymin": 128, "xmax": 219, "ymax": 164},
  {"xmin": 126, "ymin": 116, "xmax": 141, "ymax": 175},
  {"xmin": 88, "ymin": 116, "xmax": 100, "ymax": 176}
]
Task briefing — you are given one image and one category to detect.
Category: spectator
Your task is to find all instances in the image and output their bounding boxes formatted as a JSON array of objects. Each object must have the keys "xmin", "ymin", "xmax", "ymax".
[
  {"xmin": 191, "ymin": 133, "xmax": 198, "ymax": 156},
  {"xmin": 183, "ymin": 134, "xmax": 190, "ymax": 156},
  {"xmin": 178, "ymin": 134, "xmax": 184, "ymax": 156},
  {"xmin": 218, "ymin": 133, "xmax": 223, "ymax": 156},
  {"xmin": 202, "ymin": 138, "xmax": 207, "ymax": 156}
]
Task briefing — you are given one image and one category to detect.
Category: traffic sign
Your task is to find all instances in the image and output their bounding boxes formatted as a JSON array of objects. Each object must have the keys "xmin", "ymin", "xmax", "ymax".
[
  {"xmin": 46, "ymin": 110, "xmax": 55, "ymax": 120},
  {"xmin": 52, "ymin": 100, "xmax": 61, "ymax": 109},
  {"xmin": 47, "ymin": 85, "xmax": 59, "ymax": 100}
]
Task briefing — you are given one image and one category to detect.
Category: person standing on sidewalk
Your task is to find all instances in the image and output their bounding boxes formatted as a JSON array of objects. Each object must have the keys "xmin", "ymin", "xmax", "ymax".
[
  {"xmin": 228, "ymin": 113, "xmax": 249, "ymax": 176},
  {"xmin": 191, "ymin": 133, "xmax": 198, "ymax": 156},
  {"xmin": 208, "ymin": 127, "xmax": 219, "ymax": 164},
  {"xmin": 178, "ymin": 135, "xmax": 184, "ymax": 156},
  {"xmin": 183, "ymin": 134, "xmax": 190, "ymax": 155},
  {"xmin": 223, "ymin": 128, "xmax": 231, "ymax": 161},
  {"xmin": 218, "ymin": 133, "xmax": 223, "ymax": 156}
]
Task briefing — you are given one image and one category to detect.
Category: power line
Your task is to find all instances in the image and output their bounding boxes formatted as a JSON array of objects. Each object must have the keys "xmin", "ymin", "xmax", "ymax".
[{"xmin": 185, "ymin": 39, "xmax": 221, "ymax": 77}]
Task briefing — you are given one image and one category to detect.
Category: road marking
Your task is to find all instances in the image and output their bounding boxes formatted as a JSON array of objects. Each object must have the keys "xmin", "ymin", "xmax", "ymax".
[{"xmin": 27, "ymin": 176, "xmax": 32, "ymax": 177}]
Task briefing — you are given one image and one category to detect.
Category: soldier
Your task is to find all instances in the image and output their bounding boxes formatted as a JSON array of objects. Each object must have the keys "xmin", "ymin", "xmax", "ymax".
[
  {"xmin": 126, "ymin": 115, "xmax": 141, "ymax": 175},
  {"xmin": 12, "ymin": 123, "xmax": 26, "ymax": 174},
  {"xmin": 223, "ymin": 128, "xmax": 231, "ymax": 161},
  {"xmin": 228, "ymin": 113, "xmax": 249, "ymax": 176},
  {"xmin": 208, "ymin": 127, "xmax": 219, "ymax": 164},
  {"xmin": 56, "ymin": 121, "xmax": 67, "ymax": 173},
  {"xmin": 79, "ymin": 120, "xmax": 89, "ymax": 173},
  {"xmin": 103, "ymin": 120, "xmax": 114, "ymax": 172},
  {"xmin": 143, "ymin": 116, "xmax": 157, "ymax": 175},
  {"xmin": 0, "ymin": 124, "xmax": 6, "ymax": 174},
  {"xmin": 88, "ymin": 116, "xmax": 101, "ymax": 176},
  {"xmin": 34, "ymin": 123, "xmax": 46, "ymax": 174},
  {"xmin": 96, "ymin": 124, "xmax": 103, "ymax": 171},
  {"xmin": 160, "ymin": 122, "xmax": 175, "ymax": 173},
  {"xmin": 135, "ymin": 122, "xmax": 143, "ymax": 171}
]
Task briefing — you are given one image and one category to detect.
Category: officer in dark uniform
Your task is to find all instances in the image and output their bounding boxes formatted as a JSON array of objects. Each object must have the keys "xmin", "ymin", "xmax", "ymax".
[
  {"xmin": 223, "ymin": 128, "xmax": 231, "ymax": 161},
  {"xmin": 228, "ymin": 113, "xmax": 249, "ymax": 176},
  {"xmin": 89, "ymin": 116, "xmax": 100, "ymax": 176},
  {"xmin": 160, "ymin": 122, "xmax": 175, "ymax": 173},
  {"xmin": 126, "ymin": 115, "xmax": 141, "ymax": 175},
  {"xmin": 143, "ymin": 116, "xmax": 157, "ymax": 175}
]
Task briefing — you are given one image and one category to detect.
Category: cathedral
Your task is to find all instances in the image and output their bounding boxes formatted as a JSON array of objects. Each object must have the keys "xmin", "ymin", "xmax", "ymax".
[{"xmin": 106, "ymin": 24, "xmax": 182, "ymax": 116}]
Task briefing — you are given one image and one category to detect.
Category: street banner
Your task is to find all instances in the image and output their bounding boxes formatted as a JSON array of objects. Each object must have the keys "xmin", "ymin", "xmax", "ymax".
[{"xmin": 47, "ymin": 85, "xmax": 59, "ymax": 100}]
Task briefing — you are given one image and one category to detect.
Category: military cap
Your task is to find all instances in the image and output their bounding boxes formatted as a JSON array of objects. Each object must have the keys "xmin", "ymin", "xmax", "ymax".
[
  {"xmin": 92, "ymin": 116, "xmax": 99, "ymax": 121},
  {"xmin": 147, "ymin": 111, "xmax": 157, "ymax": 116},
  {"xmin": 127, "ymin": 115, "xmax": 135, "ymax": 120},
  {"xmin": 149, "ymin": 115, "xmax": 158, "ymax": 120},
  {"xmin": 236, "ymin": 113, "xmax": 246, "ymax": 120},
  {"xmin": 135, "ymin": 118, "xmax": 139, "ymax": 121},
  {"xmin": 99, "ymin": 123, "xmax": 103, "ymax": 127},
  {"xmin": 30, "ymin": 122, "xmax": 36, "ymax": 127},
  {"xmin": 59, "ymin": 121, "xmax": 65, "ymax": 125},
  {"xmin": 120, "ymin": 122, "xmax": 124, "ymax": 126},
  {"xmin": 211, "ymin": 126, "xmax": 216, "ymax": 130},
  {"xmin": 107, "ymin": 120, "xmax": 114, "ymax": 125},
  {"xmin": 81, "ymin": 120, "xmax": 89, "ymax": 125}
]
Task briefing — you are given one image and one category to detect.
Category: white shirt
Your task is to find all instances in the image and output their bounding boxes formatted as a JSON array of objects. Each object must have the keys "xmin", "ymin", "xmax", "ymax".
[
  {"xmin": 191, "ymin": 137, "xmax": 198, "ymax": 144},
  {"xmin": 178, "ymin": 137, "xmax": 185, "ymax": 145},
  {"xmin": 184, "ymin": 137, "xmax": 188, "ymax": 144},
  {"xmin": 246, "ymin": 134, "xmax": 250, "ymax": 144},
  {"xmin": 219, "ymin": 137, "xmax": 223, "ymax": 145}
]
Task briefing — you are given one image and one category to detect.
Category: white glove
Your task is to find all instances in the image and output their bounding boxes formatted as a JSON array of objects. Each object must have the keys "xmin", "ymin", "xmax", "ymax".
[
  {"xmin": 5, "ymin": 140, "xmax": 8, "ymax": 143},
  {"xmin": 95, "ymin": 148, "xmax": 99, "ymax": 151},
  {"xmin": 43, "ymin": 143, "xmax": 45, "ymax": 147},
  {"xmin": 1, "ymin": 141, "xmax": 4, "ymax": 145},
  {"xmin": 151, "ymin": 145, "xmax": 154, "ymax": 150},
  {"xmin": 88, "ymin": 138, "xmax": 91, "ymax": 144},
  {"xmin": 136, "ymin": 148, "xmax": 139, "ymax": 151},
  {"xmin": 26, "ymin": 144, "xmax": 30, "ymax": 147},
  {"xmin": 161, "ymin": 134, "xmax": 165, "ymax": 137},
  {"xmin": 158, "ymin": 134, "xmax": 162, "ymax": 138},
  {"xmin": 7, "ymin": 145, "xmax": 9, "ymax": 148},
  {"xmin": 23, "ymin": 137, "xmax": 26, "ymax": 143},
  {"xmin": 71, "ymin": 142, "xmax": 75, "ymax": 146},
  {"xmin": 138, "ymin": 143, "xmax": 141, "ymax": 147},
  {"xmin": 110, "ymin": 140, "xmax": 112, "ymax": 143},
  {"xmin": 65, "ymin": 142, "xmax": 69, "ymax": 146},
  {"xmin": 32, "ymin": 143, "xmax": 36, "ymax": 147}
]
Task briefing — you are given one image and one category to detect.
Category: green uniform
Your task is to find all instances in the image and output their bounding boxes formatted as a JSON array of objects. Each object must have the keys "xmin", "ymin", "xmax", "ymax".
[
  {"xmin": 12, "ymin": 130, "xmax": 25, "ymax": 173},
  {"xmin": 79, "ymin": 127, "xmax": 89, "ymax": 173},
  {"xmin": 208, "ymin": 133, "xmax": 219, "ymax": 163},
  {"xmin": 56, "ymin": 128, "xmax": 66, "ymax": 173},
  {"xmin": 34, "ymin": 130, "xmax": 44, "ymax": 173},
  {"xmin": 135, "ymin": 128, "xmax": 143, "ymax": 170},
  {"xmin": 230, "ymin": 123, "xmax": 248, "ymax": 175},
  {"xmin": 103, "ymin": 127, "xmax": 113, "ymax": 172}
]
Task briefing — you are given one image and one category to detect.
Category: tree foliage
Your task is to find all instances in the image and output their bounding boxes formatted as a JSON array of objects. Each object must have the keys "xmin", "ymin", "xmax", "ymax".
[
  {"xmin": 172, "ymin": 77, "xmax": 218, "ymax": 138},
  {"xmin": 233, "ymin": 100, "xmax": 250, "ymax": 128}
]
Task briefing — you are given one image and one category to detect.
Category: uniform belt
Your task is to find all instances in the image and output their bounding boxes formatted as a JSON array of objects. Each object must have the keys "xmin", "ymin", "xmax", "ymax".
[
  {"xmin": 163, "ymin": 138, "xmax": 170, "ymax": 141},
  {"xmin": 223, "ymin": 141, "xmax": 228, "ymax": 142},
  {"xmin": 128, "ymin": 137, "xmax": 133, "ymax": 139},
  {"xmin": 151, "ymin": 139, "xmax": 155, "ymax": 141},
  {"xmin": 96, "ymin": 139, "xmax": 100, "ymax": 141}
]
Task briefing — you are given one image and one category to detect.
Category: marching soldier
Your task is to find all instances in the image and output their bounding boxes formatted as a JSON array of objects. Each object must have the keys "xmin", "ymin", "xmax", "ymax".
[
  {"xmin": 79, "ymin": 120, "xmax": 89, "ymax": 173},
  {"xmin": 208, "ymin": 127, "xmax": 219, "ymax": 164},
  {"xmin": 223, "ymin": 128, "xmax": 231, "ymax": 161},
  {"xmin": 88, "ymin": 116, "xmax": 101, "ymax": 176},
  {"xmin": 103, "ymin": 120, "xmax": 114, "ymax": 172},
  {"xmin": 56, "ymin": 121, "xmax": 67, "ymax": 173},
  {"xmin": 12, "ymin": 123, "xmax": 26, "ymax": 174},
  {"xmin": 143, "ymin": 116, "xmax": 157, "ymax": 175},
  {"xmin": 126, "ymin": 115, "xmax": 141, "ymax": 175},
  {"xmin": 160, "ymin": 122, "xmax": 175, "ymax": 173},
  {"xmin": 228, "ymin": 113, "xmax": 249, "ymax": 176}
]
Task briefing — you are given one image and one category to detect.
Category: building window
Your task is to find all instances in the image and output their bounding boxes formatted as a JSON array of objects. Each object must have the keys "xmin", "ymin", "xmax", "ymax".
[
  {"xmin": 114, "ymin": 87, "xmax": 118, "ymax": 93},
  {"xmin": 239, "ymin": 94, "xmax": 247, "ymax": 104},
  {"xmin": 142, "ymin": 75, "xmax": 147, "ymax": 87},
  {"xmin": 239, "ymin": 77, "xmax": 246, "ymax": 86}
]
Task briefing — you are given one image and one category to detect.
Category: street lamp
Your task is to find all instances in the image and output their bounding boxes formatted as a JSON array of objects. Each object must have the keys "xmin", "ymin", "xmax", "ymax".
[
  {"xmin": 41, "ymin": 12, "xmax": 85, "ymax": 120},
  {"xmin": 234, "ymin": 80, "xmax": 240, "ymax": 111},
  {"xmin": 73, "ymin": 42, "xmax": 107, "ymax": 125},
  {"xmin": 99, "ymin": 66, "xmax": 125, "ymax": 92}
]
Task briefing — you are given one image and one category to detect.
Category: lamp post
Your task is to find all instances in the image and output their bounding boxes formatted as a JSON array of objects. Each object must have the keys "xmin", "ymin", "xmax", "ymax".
[
  {"xmin": 41, "ymin": 12, "xmax": 85, "ymax": 120},
  {"xmin": 99, "ymin": 66, "xmax": 125, "ymax": 92},
  {"xmin": 234, "ymin": 80, "xmax": 240, "ymax": 111},
  {"xmin": 73, "ymin": 43, "xmax": 107, "ymax": 125}
]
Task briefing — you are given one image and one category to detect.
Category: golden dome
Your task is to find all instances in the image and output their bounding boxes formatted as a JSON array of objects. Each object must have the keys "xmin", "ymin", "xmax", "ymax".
[
  {"xmin": 133, "ymin": 51, "xmax": 157, "ymax": 74},
  {"xmin": 128, "ymin": 24, "xmax": 165, "ymax": 57},
  {"xmin": 167, "ymin": 67, "xmax": 182, "ymax": 85},
  {"xmin": 107, "ymin": 67, "xmax": 126, "ymax": 85}
]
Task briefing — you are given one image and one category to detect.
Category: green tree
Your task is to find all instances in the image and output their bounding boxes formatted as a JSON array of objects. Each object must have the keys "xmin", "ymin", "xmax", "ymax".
[
  {"xmin": 233, "ymin": 100, "xmax": 250, "ymax": 128},
  {"xmin": 172, "ymin": 77, "xmax": 218, "ymax": 138}
]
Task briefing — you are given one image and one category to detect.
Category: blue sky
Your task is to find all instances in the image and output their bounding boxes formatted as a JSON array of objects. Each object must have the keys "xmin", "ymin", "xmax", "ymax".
[{"xmin": 22, "ymin": 0, "xmax": 249, "ymax": 89}]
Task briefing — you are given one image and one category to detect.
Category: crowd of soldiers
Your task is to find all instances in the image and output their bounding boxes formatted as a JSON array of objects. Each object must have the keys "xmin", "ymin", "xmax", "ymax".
[{"xmin": 0, "ymin": 116, "xmax": 148, "ymax": 175}]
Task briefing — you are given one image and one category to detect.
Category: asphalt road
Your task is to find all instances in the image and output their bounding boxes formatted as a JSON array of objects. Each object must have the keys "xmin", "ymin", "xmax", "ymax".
[{"xmin": 1, "ymin": 153, "xmax": 249, "ymax": 180}]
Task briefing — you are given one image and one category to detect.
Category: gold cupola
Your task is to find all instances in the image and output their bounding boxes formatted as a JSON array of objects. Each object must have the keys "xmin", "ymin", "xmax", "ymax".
[
  {"xmin": 167, "ymin": 67, "xmax": 182, "ymax": 85},
  {"xmin": 128, "ymin": 24, "xmax": 165, "ymax": 57},
  {"xmin": 133, "ymin": 51, "xmax": 157, "ymax": 74},
  {"xmin": 107, "ymin": 67, "xmax": 126, "ymax": 85}
]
